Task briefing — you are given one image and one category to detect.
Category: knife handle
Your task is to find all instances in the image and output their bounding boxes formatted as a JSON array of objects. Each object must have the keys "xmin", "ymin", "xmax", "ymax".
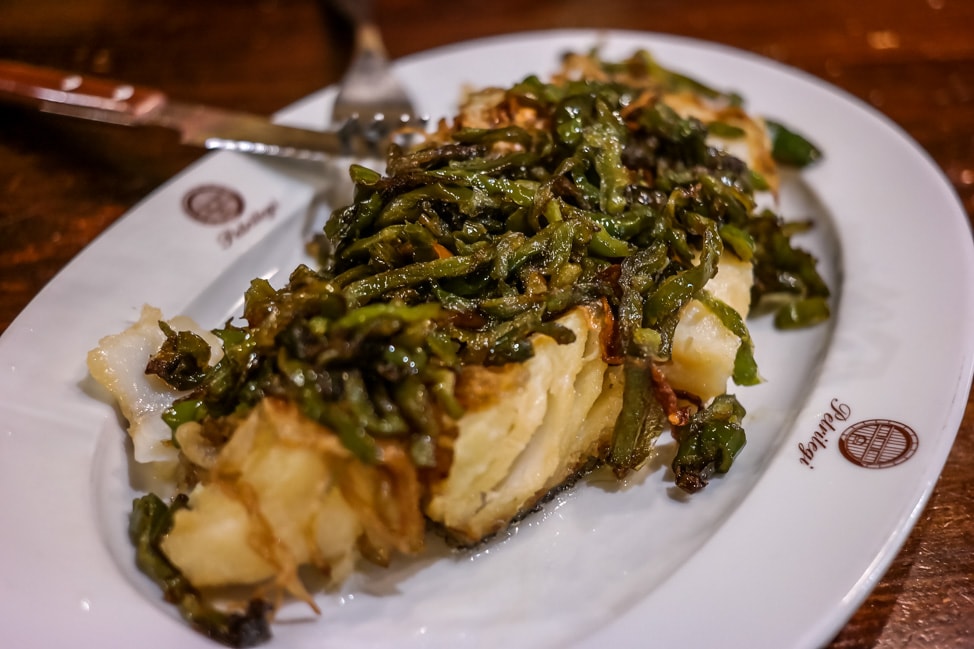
[{"xmin": 0, "ymin": 59, "xmax": 165, "ymax": 121}]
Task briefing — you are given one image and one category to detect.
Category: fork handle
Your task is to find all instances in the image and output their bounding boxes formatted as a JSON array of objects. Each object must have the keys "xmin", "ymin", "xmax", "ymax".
[
  {"xmin": 328, "ymin": 0, "xmax": 384, "ymax": 58},
  {"xmin": 328, "ymin": 0, "xmax": 373, "ymax": 25}
]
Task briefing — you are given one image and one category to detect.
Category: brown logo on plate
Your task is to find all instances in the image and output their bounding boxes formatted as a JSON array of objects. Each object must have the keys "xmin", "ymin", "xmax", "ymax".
[
  {"xmin": 838, "ymin": 419, "xmax": 918, "ymax": 469},
  {"xmin": 182, "ymin": 185, "xmax": 245, "ymax": 225}
]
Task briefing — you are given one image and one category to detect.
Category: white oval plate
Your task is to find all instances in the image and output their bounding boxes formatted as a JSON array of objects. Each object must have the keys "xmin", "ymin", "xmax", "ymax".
[{"xmin": 1, "ymin": 29, "xmax": 971, "ymax": 649}]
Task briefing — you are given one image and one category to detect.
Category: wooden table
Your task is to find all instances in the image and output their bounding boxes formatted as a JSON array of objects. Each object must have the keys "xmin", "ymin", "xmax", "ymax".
[{"xmin": 1, "ymin": 1, "xmax": 971, "ymax": 646}]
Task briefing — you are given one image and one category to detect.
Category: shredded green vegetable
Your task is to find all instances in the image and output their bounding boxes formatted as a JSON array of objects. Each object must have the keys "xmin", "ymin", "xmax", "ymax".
[
  {"xmin": 136, "ymin": 48, "xmax": 831, "ymax": 646},
  {"xmin": 766, "ymin": 119, "xmax": 823, "ymax": 167},
  {"xmin": 672, "ymin": 394, "xmax": 748, "ymax": 492},
  {"xmin": 130, "ymin": 494, "xmax": 271, "ymax": 647},
  {"xmin": 149, "ymin": 48, "xmax": 828, "ymax": 479}
]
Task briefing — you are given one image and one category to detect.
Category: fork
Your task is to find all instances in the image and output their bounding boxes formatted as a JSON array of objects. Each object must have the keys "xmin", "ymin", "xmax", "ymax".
[{"xmin": 327, "ymin": 0, "xmax": 422, "ymax": 156}]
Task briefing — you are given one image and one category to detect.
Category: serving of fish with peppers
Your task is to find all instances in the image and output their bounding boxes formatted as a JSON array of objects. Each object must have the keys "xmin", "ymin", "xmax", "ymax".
[{"xmin": 87, "ymin": 49, "xmax": 829, "ymax": 646}]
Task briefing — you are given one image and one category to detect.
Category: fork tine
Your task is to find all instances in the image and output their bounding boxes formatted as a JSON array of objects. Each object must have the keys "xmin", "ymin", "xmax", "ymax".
[
  {"xmin": 331, "ymin": 28, "xmax": 414, "ymax": 120},
  {"xmin": 336, "ymin": 114, "xmax": 429, "ymax": 157},
  {"xmin": 328, "ymin": 0, "xmax": 416, "ymax": 122}
]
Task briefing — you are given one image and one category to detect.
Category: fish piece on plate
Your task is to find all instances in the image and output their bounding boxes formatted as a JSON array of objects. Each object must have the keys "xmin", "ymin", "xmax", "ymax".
[{"xmin": 87, "ymin": 305, "xmax": 222, "ymax": 464}]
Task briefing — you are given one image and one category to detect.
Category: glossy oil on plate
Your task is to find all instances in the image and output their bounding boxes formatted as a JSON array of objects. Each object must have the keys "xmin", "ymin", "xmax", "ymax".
[{"xmin": 1, "ymin": 30, "xmax": 971, "ymax": 649}]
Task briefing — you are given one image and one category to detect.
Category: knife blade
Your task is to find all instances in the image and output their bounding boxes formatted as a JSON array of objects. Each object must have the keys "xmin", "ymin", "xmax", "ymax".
[{"xmin": 0, "ymin": 59, "xmax": 403, "ymax": 160}]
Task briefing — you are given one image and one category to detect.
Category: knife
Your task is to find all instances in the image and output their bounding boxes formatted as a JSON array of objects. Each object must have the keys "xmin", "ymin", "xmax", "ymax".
[{"xmin": 0, "ymin": 59, "xmax": 418, "ymax": 160}]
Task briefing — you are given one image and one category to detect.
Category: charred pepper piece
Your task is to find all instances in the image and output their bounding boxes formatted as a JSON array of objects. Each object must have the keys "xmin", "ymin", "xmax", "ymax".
[{"xmin": 129, "ymin": 494, "xmax": 272, "ymax": 647}]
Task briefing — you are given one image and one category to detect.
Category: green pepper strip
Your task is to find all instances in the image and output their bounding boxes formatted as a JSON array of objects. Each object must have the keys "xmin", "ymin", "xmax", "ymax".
[
  {"xmin": 700, "ymin": 175, "xmax": 755, "ymax": 227},
  {"xmin": 553, "ymin": 201, "xmax": 632, "ymax": 259},
  {"xmin": 643, "ymin": 220, "xmax": 721, "ymax": 326},
  {"xmin": 427, "ymin": 366, "xmax": 464, "ymax": 419},
  {"xmin": 616, "ymin": 243, "xmax": 669, "ymax": 357},
  {"xmin": 145, "ymin": 321, "xmax": 213, "ymax": 390},
  {"xmin": 766, "ymin": 119, "xmax": 823, "ymax": 168},
  {"xmin": 393, "ymin": 376, "xmax": 438, "ymax": 447},
  {"xmin": 332, "ymin": 264, "xmax": 374, "ymax": 289},
  {"xmin": 325, "ymin": 191, "xmax": 385, "ymax": 244},
  {"xmin": 348, "ymin": 163, "xmax": 383, "ymax": 186},
  {"xmin": 343, "ymin": 251, "xmax": 491, "ymax": 307},
  {"xmin": 718, "ymin": 224, "xmax": 755, "ymax": 262},
  {"xmin": 343, "ymin": 371, "xmax": 410, "ymax": 437},
  {"xmin": 568, "ymin": 202, "xmax": 652, "ymax": 241},
  {"xmin": 707, "ymin": 121, "xmax": 746, "ymax": 138},
  {"xmin": 428, "ymin": 168, "xmax": 538, "ymax": 207},
  {"xmin": 478, "ymin": 293, "xmax": 545, "ymax": 319},
  {"xmin": 338, "ymin": 223, "xmax": 415, "ymax": 261},
  {"xmin": 374, "ymin": 184, "xmax": 482, "ymax": 228},
  {"xmin": 584, "ymin": 99, "xmax": 629, "ymax": 215},
  {"xmin": 774, "ymin": 296, "xmax": 831, "ymax": 329},
  {"xmin": 334, "ymin": 301, "xmax": 442, "ymax": 330},
  {"xmin": 129, "ymin": 494, "xmax": 272, "ymax": 648},
  {"xmin": 163, "ymin": 398, "xmax": 208, "ymax": 433},
  {"xmin": 696, "ymin": 290, "xmax": 761, "ymax": 386},
  {"xmin": 629, "ymin": 49, "xmax": 743, "ymax": 105},
  {"xmin": 608, "ymin": 356, "xmax": 667, "ymax": 475},
  {"xmin": 671, "ymin": 394, "xmax": 747, "ymax": 493},
  {"xmin": 298, "ymin": 388, "xmax": 380, "ymax": 463}
]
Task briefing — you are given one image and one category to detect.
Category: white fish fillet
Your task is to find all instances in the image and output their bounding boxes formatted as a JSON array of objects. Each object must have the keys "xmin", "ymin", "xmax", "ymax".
[
  {"xmin": 86, "ymin": 305, "xmax": 222, "ymax": 464},
  {"xmin": 87, "ymin": 250, "xmax": 751, "ymax": 594}
]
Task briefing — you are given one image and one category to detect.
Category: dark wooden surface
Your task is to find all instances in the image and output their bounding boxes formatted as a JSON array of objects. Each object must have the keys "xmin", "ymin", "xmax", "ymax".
[{"xmin": 1, "ymin": 1, "xmax": 972, "ymax": 646}]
